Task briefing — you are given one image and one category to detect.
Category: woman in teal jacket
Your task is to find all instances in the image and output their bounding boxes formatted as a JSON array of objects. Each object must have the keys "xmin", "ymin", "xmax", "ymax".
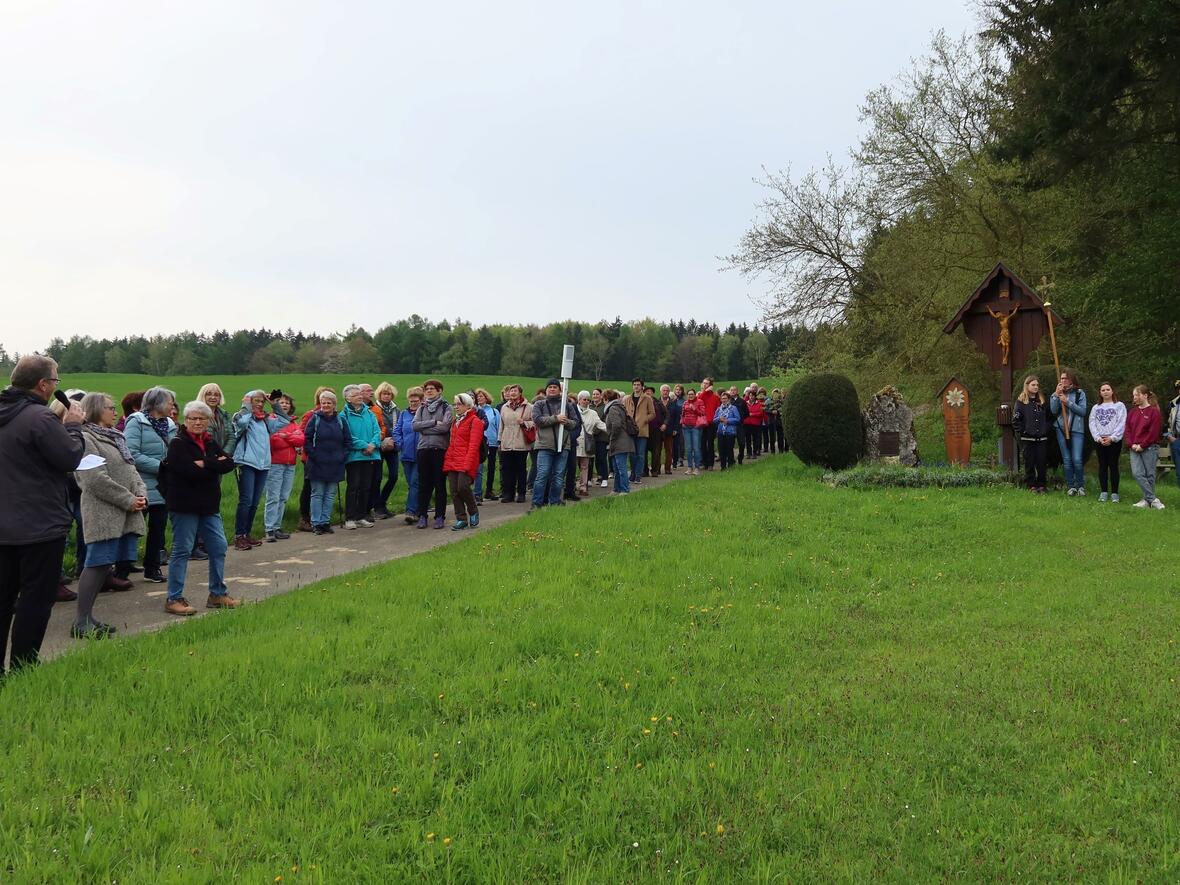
[
  {"xmin": 1049, "ymin": 368, "xmax": 1088, "ymax": 495},
  {"xmin": 340, "ymin": 384, "xmax": 381, "ymax": 529},
  {"xmin": 231, "ymin": 390, "xmax": 290, "ymax": 549},
  {"xmin": 124, "ymin": 386, "xmax": 177, "ymax": 582}
]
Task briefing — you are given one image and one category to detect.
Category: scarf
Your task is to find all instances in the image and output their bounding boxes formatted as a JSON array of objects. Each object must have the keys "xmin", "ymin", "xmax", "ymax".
[
  {"xmin": 378, "ymin": 400, "xmax": 398, "ymax": 431},
  {"xmin": 147, "ymin": 414, "xmax": 172, "ymax": 442},
  {"xmin": 86, "ymin": 423, "xmax": 135, "ymax": 464}
]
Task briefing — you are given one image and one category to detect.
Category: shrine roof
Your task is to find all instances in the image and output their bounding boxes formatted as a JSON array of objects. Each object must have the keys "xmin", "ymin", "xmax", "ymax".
[{"xmin": 943, "ymin": 261, "xmax": 1065, "ymax": 333}]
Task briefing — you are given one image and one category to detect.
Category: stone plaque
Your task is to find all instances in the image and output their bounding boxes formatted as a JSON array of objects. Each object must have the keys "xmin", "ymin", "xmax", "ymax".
[
  {"xmin": 862, "ymin": 386, "xmax": 919, "ymax": 465},
  {"xmin": 938, "ymin": 377, "xmax": 971, "ymax": 465},
  {"xmin": 878, "ymin": 431, "xmax": 900, "ymax": 456}
]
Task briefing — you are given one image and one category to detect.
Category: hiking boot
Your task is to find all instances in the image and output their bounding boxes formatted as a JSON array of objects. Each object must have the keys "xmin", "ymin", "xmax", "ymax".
[
  {"xmin": 515, "ymin": 494, "xmax": 526, "ymax": 503},
  {"xmin": 165, "ymin": 598, "xmax": 197, "ymax": 616},
  {"xmin": 312, "ymin": 525, "xmax": 325, "ymax": 535},
  {"xmin": 321, "ymin": 524, "xmax": 335, "ymax": 534},
  {"xmin": 70, "ymin": 621, "xmax": 116, "ymax": 639},
  {"xmin": 433, "ymin": 516, "xmax": 446, "ymax": 529},
  {"xmin": 206, "ymin": 593, "xmax": 241, "ymax": 609},
  {"xmin": 416, "ymin": 516, "xmax": 428, "ymax": 529},
  {"xmin": 103, "ymin": 574, "xmax": 134, "ymax": 592},
  {"xmin": 233, "ymin": 535, "xmax": 253, "ymax": 551},
  {"xmin": 403, "ymin": 512, "xmax": 418, "ymax": 524},
  {"xmin": 247, "ymin": 536, "xmax": 264, "ymax": 547},
  {"xmin": 297, "ymin": 518, "xmax": 314, "ymax": 532},
  {"xmin": 56, "ymin": 584, "xmax": 78, "ymax": 603},
  {"xmin": 451, "ymin": 520, "xmax": 469, "ymax": 531}
]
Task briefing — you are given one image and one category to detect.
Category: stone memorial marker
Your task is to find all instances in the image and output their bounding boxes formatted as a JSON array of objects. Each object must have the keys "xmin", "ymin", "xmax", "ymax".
[
  {"xmin": 862, "ymin": 386, "xmax": 919, "ymax": 466},
  {"xmin": 936, "ymin": 377, "xmax": 972, "ymax": 466}
]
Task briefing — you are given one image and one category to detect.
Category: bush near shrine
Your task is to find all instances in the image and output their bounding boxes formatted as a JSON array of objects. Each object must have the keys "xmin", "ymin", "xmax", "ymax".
[{"xmin": 783, "ymin": 372, "xmax": 864, "ymax": 470}]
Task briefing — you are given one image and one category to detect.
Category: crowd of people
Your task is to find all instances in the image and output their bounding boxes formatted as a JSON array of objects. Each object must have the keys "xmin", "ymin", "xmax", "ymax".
[
  {"xmin": 0, "ymin": 357, "xmax": 787, "ymax": 668},
  {"xmin": 1012, "ymin": 369, "xmax": 1176, "ymax": 508}
]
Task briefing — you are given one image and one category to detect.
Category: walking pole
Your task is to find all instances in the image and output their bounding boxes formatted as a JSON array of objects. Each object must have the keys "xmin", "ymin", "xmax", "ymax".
[{"xmin": 1043, "ymin": 297, "xmax": 1069, "ymax": 441}]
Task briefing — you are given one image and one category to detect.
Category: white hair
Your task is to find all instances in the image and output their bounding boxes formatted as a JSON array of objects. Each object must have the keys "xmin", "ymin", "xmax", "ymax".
[
  {"xmin": 577, "ymin": 390, "xmax": 591, "ymax": 401},
  {"xmin": 454, "ymin": 392, "xmax": 474, "ymax": 408},
  {"xmin": 342, "ymin": 384, "xmax": 361, "ymax": 398},
  {"xmin": 184, "ymin": 400, "xmax": 214, "ymax": 418}
]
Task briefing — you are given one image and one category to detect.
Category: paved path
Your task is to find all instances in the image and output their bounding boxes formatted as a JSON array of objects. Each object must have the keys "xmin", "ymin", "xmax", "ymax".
[{"xmin": 42, "ymin": 470, "xmax": 691, "ymax": 661}]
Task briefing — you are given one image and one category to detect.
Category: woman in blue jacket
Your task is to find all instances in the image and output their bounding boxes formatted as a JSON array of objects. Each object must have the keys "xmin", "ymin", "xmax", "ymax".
[
  {"xmin": 124, "ymin": 386, "xmax": 177, "ymax": 582},
  {"xmin": 1049, "ymin": 369, "xmax": 1088, "ymax": 495},
  {"xmin": 340, "ymin": 384, "xmax": 382, "ymax": 530},
  {"xmin": 232, "ymin": 390, "xmax": 290, "ymax": 549},
  {"xmin": 393, "ymin": 386, "xmax": 423, "ymax": 524},
  {"xmin": 713, "ymin": 392, "xmax": 741, "ymax": 471},
  {"xmin": 304, "ymin": 391, "xmax": 352, "ymax": 534}
]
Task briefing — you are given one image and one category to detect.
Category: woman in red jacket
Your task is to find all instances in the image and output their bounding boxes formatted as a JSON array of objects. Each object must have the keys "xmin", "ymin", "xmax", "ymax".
[
  {"xmin": 443, "ymin": 393, "xmax": 484, "ymax": 530},
  {"xmin": 1126, "ymin": 384, "xmax": 1164, "ymax": 509},
  {"xmin": 743, "ymin": 393, "xmax": 765, "ymax": 458},
  {"xmin": 263, "ymin": 395, "xmax": 306, "ymax": 541}
]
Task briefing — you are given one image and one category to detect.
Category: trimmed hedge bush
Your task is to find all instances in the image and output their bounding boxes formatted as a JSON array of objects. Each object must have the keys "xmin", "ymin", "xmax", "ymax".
[
  {"xmin": 823, "ymin": 464, "xmax": 1016, "ymax": 489},
  {"xmin": 783, "ymin": 372, "xmax": 863, "ymax": 470}
]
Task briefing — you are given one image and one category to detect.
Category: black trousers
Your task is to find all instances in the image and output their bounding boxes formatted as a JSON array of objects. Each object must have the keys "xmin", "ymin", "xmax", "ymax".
[
  {"xmin": 719, "ymin": 435, "xmax": 736, "ymax": 470},
  {"xmin": 702, "ymin": 424, "xmax": 717, "ymax": 469},
  {"xmin": 483, "ymin": 447, "xmax": 498, "ymax": 498},
  {"xmin": 1096, "ymin": 440, "xmax": 1122, "ymax": 493},
  {"xmin": 648, "ymin": 428, "xmax": 664, "ymax": 475},
  {"xmin": 144, "ymin": 504, "xmax": 167, "ymax": 574},
  {"xmin": 564, "ymin": 446, "xmax": 578, "ymax": 497},
  {"xmin": 372, "ymin": 449, "xmax": 399, "ymax": 511},
  {"xmin": 500, "ymin": 450, "xmax": 528, "ymax": 500},
  {"xmin": 1022, "ymin": 438, "xmax": 1047, "ymax": 488},
  {"xmin": 0, "ymin": 537, "xmax": 66, "ymax": 672},
  {"xmin": 300, "ymin": 473, "xmax": 312, "ymax": 520},
  {"xmin": 416, "ymin": 448, "xmax": 447, "ymax": 518},
  {"xmin": 345, "ymin": 460, "xmax": 377, "ymax": 520},
  {"xmin": 736, "ymin": 425, "xmax": 746, "ymax": 464},
  {"xmin": 594, "ymin": 437, "xmax": 609, "ymax": 480}
]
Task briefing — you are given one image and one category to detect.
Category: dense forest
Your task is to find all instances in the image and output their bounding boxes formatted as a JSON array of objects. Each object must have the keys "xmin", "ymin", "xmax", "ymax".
[
  {"xmin": 727, "ymin": 0, "xmax": 1180, "ymax": 403},
  {"xmin": 0, "ymin": 319, "xmax": 812, "ymax": 383}
]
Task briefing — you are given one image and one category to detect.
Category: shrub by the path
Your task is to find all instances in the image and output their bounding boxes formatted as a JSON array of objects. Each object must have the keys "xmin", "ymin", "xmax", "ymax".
[{"xmin": 783, "ymin": 372, "xmax": 863, "ymax": 469}]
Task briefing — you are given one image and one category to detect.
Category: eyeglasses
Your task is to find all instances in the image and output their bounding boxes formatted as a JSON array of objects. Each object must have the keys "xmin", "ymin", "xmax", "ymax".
[
  {"xmin": 186, "ymin": 416, "xmax": 210, "ymax": 422},
  {"xmin": 45, "ymin": 377, "xmax": 60, "ymax": 383}
]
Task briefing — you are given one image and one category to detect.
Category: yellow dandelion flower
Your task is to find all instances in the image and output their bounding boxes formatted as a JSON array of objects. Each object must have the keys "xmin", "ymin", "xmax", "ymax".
[
  {"xmin": 391, "ymin": 787, "xmax": 399, "ymax": 795},
  {"xmin": 635, "ymin": 762, "xmax": 643, "ymax": 769},
  {"xmin": 426, "ymin": 832, "xmax": 436, "ymax": 841},
  {"xmin": 716, "ymin": 823, "xmax": 725, "ymax": 835},
  {"xmin": 708, "ymin": 762, "xmax": 715, "ymax": 768},
  {"xmin": 665, "ymin": 716, "xmax": 672, "ymax": 721},
  {"xmin": 438, "ymin": 693, "xmax": 445, "ymax": 699},
  {"xmin": 274, "ymin": 878, "xmax": 282, "ymax": 884},
  {"xmin": 650, "ymin": 716, "xmax": 659, "ymax": 722},
  {"xmin": 443, "ymin": 837, "xmax": 452, "ymax": 846},
  {"xmin": 642, "ymin": 729, "xmax": 651, "ymax": 735},
  {"xmin": 433, "ymin": 752, "xmax": 440, "ymax": 759},
  {"xmin": 624, "ymin": 682, "xmax": 631, "ymax": 690}
]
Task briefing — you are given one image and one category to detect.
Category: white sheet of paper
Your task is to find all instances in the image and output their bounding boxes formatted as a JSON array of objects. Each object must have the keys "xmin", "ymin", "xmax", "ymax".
[{"xmin": 75, "ymin": 454, "xmax": 106, "ymax": 471}]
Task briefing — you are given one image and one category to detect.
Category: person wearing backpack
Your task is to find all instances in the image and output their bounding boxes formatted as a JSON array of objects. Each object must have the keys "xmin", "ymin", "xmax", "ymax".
[
  {"xmin": 604, "ymin": 389, "xmax": 635, "ymax": 494},
  {"xmin": 304, "ymin": 391, "xmax": 353, "ymax": 534}
]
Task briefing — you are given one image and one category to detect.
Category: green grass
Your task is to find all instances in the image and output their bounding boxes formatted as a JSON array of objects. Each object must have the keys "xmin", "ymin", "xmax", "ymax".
[{"xmin": 4, "ymin": 456, "xmax": 1180, "ymax": 880}]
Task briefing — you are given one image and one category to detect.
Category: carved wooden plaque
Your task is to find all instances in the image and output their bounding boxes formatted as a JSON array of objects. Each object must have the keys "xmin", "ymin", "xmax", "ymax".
[{"xmin": 939, "ymin": 379, "xmax": 971, "ymax": 465}]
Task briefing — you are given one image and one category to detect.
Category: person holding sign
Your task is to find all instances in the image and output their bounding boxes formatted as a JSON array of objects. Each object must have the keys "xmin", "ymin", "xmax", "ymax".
[
  {"xmin": 1049, "ymin": 369, "xmax": 1087, "ymax": 496},
  {"xmin": 530, "ymin": 379, "xmax": 579, "ymax": 510}
]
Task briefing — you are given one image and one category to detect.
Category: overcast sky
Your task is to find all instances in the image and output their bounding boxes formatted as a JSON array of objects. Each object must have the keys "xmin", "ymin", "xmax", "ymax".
[{"xmin": 1, "ymin": 0, "xmax": 978, "ymax": 355}]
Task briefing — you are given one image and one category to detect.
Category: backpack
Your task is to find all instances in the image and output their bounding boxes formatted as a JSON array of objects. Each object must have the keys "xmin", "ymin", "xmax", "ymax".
[{"xmin": 624, "ymin": 412, "xmax": 640, "ymax": 437}]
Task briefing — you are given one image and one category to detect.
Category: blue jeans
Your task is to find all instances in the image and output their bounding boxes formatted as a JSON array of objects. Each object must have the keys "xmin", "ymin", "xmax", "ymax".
[
  {"xmin": 629, "ymin": 436, "xmax": 647, "ymax": 481},
  {"xmin": 310, "ymin": 480, "xmax": 338, "ymax": 527},
  {"xmin": 167, "ymin": 513, "xmax": 229, "ymax": 601},
  {"xmin": 532, "ymin": 448, "xmax": 569, "ymax": 507},
  {"xmin": 1055, "ymin": 426, "xmax": 1085, "ymax": 489},
  {"xmin": 401, "ymin": 460, "xmax": 419, "ymax": 515},
  {"xmin": 612, "ymin": 453, "xmax": 631, "ymax": 493},
  {"xmin": 263, "ymin": 463, "xmax": 296, "ymax": 532},
  {"xmin": 1171, "ymin": 440, "xmax": 1180, "ymax": 489},
  {"xmin": 235, "ymin": 465, "xmax": 268, "ymax": 536},
  {"xmin": 682, "ymin": 427, "xmax": 702, "ymax": 469}
]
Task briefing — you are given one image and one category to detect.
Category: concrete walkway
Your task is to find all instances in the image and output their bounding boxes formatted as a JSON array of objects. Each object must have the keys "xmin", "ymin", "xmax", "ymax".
[{"xmin": 42, "ymin": 469, "xmax": 691, "ymax": 661}]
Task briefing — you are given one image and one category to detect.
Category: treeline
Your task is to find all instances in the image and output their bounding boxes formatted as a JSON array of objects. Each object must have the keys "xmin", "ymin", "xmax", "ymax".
[
  {"xmin": 4, "ymin": 318, "xmax": 815, "ymax": 381},
  {"xmin": 728, "ymin": 0, "xmax": 1180, "ymax": 404}
]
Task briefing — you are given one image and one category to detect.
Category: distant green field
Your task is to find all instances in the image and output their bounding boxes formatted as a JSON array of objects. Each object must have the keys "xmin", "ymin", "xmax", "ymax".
[{"xmin": 3, "ymin": 456, "xmax": 1179, "ymax": 879}]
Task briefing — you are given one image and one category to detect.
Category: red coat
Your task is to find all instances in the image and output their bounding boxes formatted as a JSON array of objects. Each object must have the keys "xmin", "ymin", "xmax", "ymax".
[
  {"xmin": 697, "ymin": 389, "xmax": 721, "ymax": 427},
  {"xmin": 443, "ymin": 409, "xmax": 483, "ymax": 479},
  {"xmin": 681, "ymin": 398, "xmax": 708, "ymax": 428},
  {"xmin": 743, "ymin": 399, "xmax": 765, "ymax": 427},
  {"xmin": 269, "ymin": 419, "xmax": 306, "ymax": 466}
]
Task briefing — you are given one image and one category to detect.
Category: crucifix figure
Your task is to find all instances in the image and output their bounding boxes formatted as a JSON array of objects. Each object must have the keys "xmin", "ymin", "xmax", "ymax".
[{"xmin": 986, "ymin": 303, "xmax": 1020, "ymax": 365}]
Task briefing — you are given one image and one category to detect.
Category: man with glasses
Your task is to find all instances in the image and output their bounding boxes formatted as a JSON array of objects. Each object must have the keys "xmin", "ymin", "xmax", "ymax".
[{"xmin": 0, "ymin": 355, "xmax": 85, "ymax": 672}]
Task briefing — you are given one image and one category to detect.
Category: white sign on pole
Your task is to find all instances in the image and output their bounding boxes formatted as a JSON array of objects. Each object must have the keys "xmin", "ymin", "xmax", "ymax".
[{"xmin": 556, "ymin": 344, "xmax": 575, "ymax": 451}]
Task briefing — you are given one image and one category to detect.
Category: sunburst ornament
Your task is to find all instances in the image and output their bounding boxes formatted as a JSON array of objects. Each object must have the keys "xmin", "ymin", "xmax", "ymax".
[{"xmin": 945, "ymin": 388, "xmax": 966, "ymax": 408}]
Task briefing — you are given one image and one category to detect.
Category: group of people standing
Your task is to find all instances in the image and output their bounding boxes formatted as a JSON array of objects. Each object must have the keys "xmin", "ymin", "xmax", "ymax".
[
  {"xmin": 0, "ymin": 357, "xmax": 790, "ymax": 671},
  {"xmin": 1013, "ymin": 369, "xmax": 1174, "ymax": 508}
]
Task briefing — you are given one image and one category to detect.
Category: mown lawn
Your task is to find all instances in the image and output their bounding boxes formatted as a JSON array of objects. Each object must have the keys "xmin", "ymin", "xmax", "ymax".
[{"xmin": 3, "ymin": 456, "xmax": 1179, "ymax": 881}]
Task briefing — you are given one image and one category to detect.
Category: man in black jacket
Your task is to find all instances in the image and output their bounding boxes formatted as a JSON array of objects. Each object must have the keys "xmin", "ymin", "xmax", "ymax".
[{"xmin": 0, "ymin": 355, "xmax": 84, "ymax": 671}]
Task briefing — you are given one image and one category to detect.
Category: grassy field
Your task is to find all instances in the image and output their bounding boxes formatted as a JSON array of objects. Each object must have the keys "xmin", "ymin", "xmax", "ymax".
[{"xmin": 3, "ymin": 455, "xmax": 1179, "ymax": 880}]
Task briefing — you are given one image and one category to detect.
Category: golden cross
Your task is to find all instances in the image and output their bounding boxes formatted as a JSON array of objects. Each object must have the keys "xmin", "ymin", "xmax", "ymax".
[{"xmin": 1039, "ymin": 275, "xmax": 1056, "ymax": 296}]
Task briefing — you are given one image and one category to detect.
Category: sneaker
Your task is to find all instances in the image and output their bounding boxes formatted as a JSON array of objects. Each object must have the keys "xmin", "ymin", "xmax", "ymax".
[
  {"xmin": 165, "ymin": 598, "xmax": 197, "ymax": 616},
  {"xmin": 206, "ymin": 593, "xmax": 241, "ymax": 609},
  {"xmin": 1111, "ymin": 493, "xmax": 1120, "ymax": 503},
  {"xmin": 1067, "ymin": 488, "xmax": 1077, "ymax": 496},
  {"xmin": 417, "ymin": 516, "xmax": 428, "ymax": 529},
  {"xmin": 273, "ymin": 529, "xmax": 290, "ymax": 540},
  {"xmin": 265, "ymin": 531, "xmax": 278, "ymax": 543},
  {"xmin": 141, "ymin": 571, "xmax": 166, "ymax": 585},
  {"xmin": 312, "ymin": 525, "xmax": 325, "ymax": 535},
  {"xmin": 403, "ymin": 512, "xmax": 418, "ymax": 524},
  {"xmin": 433, "ymin": 516, "xmax": 445, "ymax": 529},
  {"xmin": 189, "ymin": 548, "xmax": 209, "ymax": 561},
  {"xmin": 1098, "ymin": 492, "xmax": 1108, "ymax": 502},
  {"xmin": 246, "ymin": 536, "xmax": 264, "ymax": 547},
  {"xmin": 1151, "ymin": 499, "xmax": 1166, "ymax": 510},
  {"xmin": 343, "ymin": 520, "xmax": 358, "ymax": 530},
  {"xmin": 297, "ymin": 518, "xmax": 314, "ymax": 533},
  {"xmin": 70, "ymin": 621, "xmax": 116, "ymax": 639},
  {"xmin": 357, "ymin": 519, "xmax": 375, "ymax": 528},
  {"xmin": 600, "ymin": 479, "xmax": 609, "ymax": 488},
  {"xmin": 1076, "ymin": 487, "xmax": 1086, "ymax": 497},
  {"xmin": 451, "ymin": 520, "xmax": 468, "ymax": 531},
  {"xmin": 374, "ymin": 508, "xmax": 392, "ymax": 520},
  {"xmin": 1133, "ymin": 499, "xmax": 1149, "ymax": 508},
  {"xmin": 322, "ymin": 524, "xmax": 335, "ymax": 534}
]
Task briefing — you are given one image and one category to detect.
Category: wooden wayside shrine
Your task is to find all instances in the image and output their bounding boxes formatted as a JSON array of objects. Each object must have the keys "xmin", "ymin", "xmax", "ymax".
[{"xmin": 944, "ymin": 262, "xmax": 1064, "ymax": 469}]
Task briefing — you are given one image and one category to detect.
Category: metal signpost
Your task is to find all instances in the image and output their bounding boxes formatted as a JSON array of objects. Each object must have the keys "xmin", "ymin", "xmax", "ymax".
[{"xmin": 555, "ymin": 344, "xmax": 575, "ymax": 451}]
